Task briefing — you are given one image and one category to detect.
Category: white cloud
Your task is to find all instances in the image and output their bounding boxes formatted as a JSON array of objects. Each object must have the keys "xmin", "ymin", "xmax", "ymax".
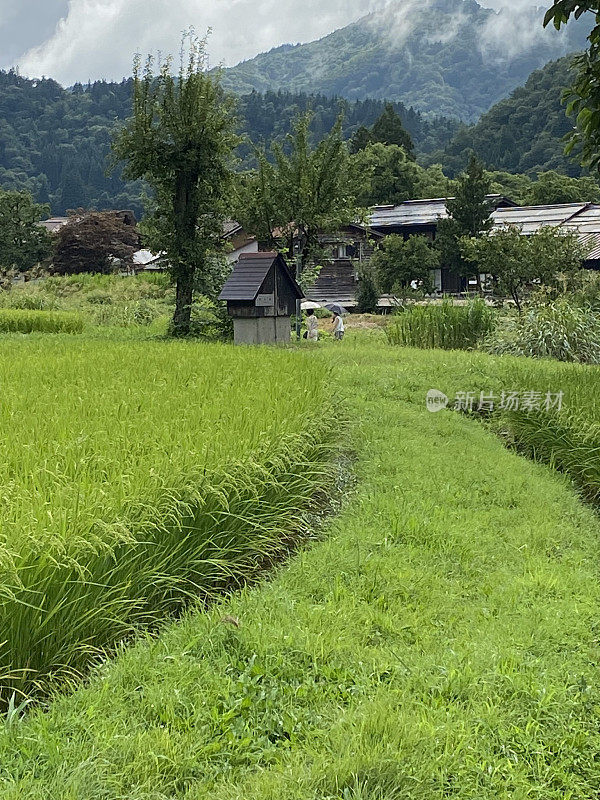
[
  {"xmin": 15, "ymin": 0, "xmax": 382, "ymax": 85},
  {"xmin": 9, "ymin": 0, "xmax": 588, "ymax": 86}
]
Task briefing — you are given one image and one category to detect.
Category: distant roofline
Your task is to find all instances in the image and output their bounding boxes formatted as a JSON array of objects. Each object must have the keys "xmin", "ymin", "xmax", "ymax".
[
  {"xmin": 494, "ymin": 202, "xmax": 597, "ymax": 212},
  {"xmin": 372, "ymin": 194, "xmax": 515, "ymax": 210}
]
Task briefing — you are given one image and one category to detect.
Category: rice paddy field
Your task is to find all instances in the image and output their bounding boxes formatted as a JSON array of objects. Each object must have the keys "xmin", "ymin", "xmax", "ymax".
[
  {"xmin": 0, "ymin": 337, "xmax": 336, "ymax": 702},
  {"xmin": 1, "ymin": 324, "xmax": 600, "ymax": 798}
]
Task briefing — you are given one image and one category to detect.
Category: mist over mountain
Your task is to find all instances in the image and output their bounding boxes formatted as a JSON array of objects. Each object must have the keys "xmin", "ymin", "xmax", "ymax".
[{"xmin": 220, "ymin": 0, "xmax": 590, "ymax": 121}]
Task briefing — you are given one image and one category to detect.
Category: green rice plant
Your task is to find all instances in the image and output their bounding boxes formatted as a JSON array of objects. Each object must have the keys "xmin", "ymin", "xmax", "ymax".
[
  {"xmin": 0, "ymin": 309, "xmax": 84, "ymax": 334},
  {"xmin": 483, "ymin": 299, "xmax": 600, "ymax": 363},
  {"xmin": 0, "ymin": 340, "xmax": 337, "ymax": 703},
  {"xmin": 386, "ymin": 299, "xmax": 495, "ymax": 350}
]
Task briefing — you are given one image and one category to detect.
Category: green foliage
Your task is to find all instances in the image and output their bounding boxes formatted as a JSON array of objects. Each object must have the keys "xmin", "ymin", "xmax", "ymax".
[
  {"xmin": 372, "ymin": 235, "xmax": 439, "ymax": 295},
  {"xmin": 219, "ymin": 1, "xmax": 590, "ymax": 121},
  {"xmin": 544, "ymin": 4, "xmax": 600, "ymax": 171},
  {"xmin": 438, "ymin": 56, "xmax": 588, "ymax": 176},
  {"xmin": 0, "ymin": 308, "xmax": 84, "ymax": 334},
  {"xmin": 483, "ymin": 298, "xmax": 600, "ymax": 363},
  {"xmin": 352, "ymin": 143, "xmax": 417, "ymax": 206},
  {"xmin": 237, "ymin": 113, "xmax": 361, "ymax": 274},
  {"xmin": 0, "ymin": 273, "xmax": 176, "ymax": 330},
  {"xmin": 0, "ymin": 66, "xmax": 456, "ymax": 217},
  {"xmin": 0, "ymin": 190, "xmax": 51, "ymax": 272},
  {"xmin": 4, "ymin": 346, "xmax": 600, "ymax": 798},
  {"xmin": 0, "ymin": 339, "xmax": 335, "ymax": 703},
  {"xmin": 113, "ymin": 35, "xmax": 238, "ymax": 334},
  {"xmin": 462, "ymin": 225, "xmax": 587, "ymax": 310},
  {"xmin": 356, "ymin": 265, "xmax": 380, "ymax": 313},
  {"xmin": 562, "ymin": 268, "xmax": 600, "ymax": 310},
  {"xmin": 238, "ymin": 92, "xmax": 455, "ymax": 161},
  {"xmin": 369, "ymin": 103, "xmax": 414, "ymax": 154},
  {"xmin": 386, "ymin": 299, "xmax": 495, "ymax": 349},
  {"xmin": 487, "ymin": 168, "xmax": 600, "ymax": 205},
  {"xmin": 526, "ymin": 169, "xmax": 600, "ymax": 203}
]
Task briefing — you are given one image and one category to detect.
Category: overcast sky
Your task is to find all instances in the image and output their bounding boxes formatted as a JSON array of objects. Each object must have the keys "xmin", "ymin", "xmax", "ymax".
[{"xmin": 0, "ymin": 0, "xmax": 565, "ymax": 86}]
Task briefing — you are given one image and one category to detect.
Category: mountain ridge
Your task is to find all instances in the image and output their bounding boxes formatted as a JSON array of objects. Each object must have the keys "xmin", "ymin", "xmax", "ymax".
[{"xmin": 220, "ymin": 0, "xmax": 590, "ymax": 122}]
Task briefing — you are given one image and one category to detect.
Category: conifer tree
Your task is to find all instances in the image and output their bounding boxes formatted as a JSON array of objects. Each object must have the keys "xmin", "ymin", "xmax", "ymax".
[
  {"xmin": 371, "ymin": 103, "xmax": 414, "ymax": 156},
  {"xmin": 436, "ymin": 155, "xmax": 494, "ymax": 287}
]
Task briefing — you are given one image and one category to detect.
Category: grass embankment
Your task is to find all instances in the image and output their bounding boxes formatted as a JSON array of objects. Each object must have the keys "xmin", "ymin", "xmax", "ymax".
[
  {"xmin": 2, "ymin": 343, "xmax": 600, "ymax": 798},
  {"xmin": 0, "ymin": 338, "xmax": 336, "ymax": 703},
  {"xmin": 0, "ymin": 274, "xmax": 177, "ymax": 334}
]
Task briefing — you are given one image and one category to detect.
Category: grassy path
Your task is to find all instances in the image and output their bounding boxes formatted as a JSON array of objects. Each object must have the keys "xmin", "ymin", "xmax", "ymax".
[{"xmin": 2, "ymin": 344, "xmax": 600, "ymax": 798}]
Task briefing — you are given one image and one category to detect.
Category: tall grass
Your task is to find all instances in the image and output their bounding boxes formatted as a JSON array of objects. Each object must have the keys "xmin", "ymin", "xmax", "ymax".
[
  {"xmin": 0, "ymin": 274, "xmax": 174, "ymax": 329},
  {"xmin": 483, "ymin": 299, "xmax": 600, "ymax": 363},
  {"xmin": 0, "ymin": 339, "xmax": 336, "ymax": 703},
  {"xmin": 386, "ymin": 299, "xmax": 495, "ymax": 350},
  {"xmin": 0, "ymin": 309, "xmax": 84, "ymax": 334},
  {"xmin": 486, "ymin": 357, "xmax": 600, "ymax": 503}
]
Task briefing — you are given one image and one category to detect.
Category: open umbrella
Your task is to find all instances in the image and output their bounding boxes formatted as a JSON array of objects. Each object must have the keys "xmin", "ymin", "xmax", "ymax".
[
  {"xmin": 324, "ymin": 303, "xmax": 348, "ymax": 316},
  {"xmin": 301, "ymin": 300, "xmax": 322, "ymax": 310}
]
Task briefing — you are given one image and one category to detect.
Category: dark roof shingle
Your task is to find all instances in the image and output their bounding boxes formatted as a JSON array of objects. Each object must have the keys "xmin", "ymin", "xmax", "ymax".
[{"xmin": 219, "ymin": 252, "xmax": 304, "ymax": 301}]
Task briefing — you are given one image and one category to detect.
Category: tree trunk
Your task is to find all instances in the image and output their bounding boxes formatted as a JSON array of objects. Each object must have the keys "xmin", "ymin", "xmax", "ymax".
[
  {"xmin": 171, "ymin": 172, "xmax": 198, "ymax": 336},
  {"xmin": 511, "ymin": 287, "xmax": 522, "ymax": 313},
  {"xmin": 172, "ymin": 269, "xmax": 194, "ymax": 335}
]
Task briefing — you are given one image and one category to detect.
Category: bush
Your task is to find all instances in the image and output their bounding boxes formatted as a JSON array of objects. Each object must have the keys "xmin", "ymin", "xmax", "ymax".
[
  {"xmin": 0, "ymin": 309, "xmax": 84, "ymax": 334},
  {"xmin": 356, "ymin": 266, "xmax": 380, "ymax": 313},
  {"xmin": 483, "ymin": 300, "xmax": 600, "ymax": 363},
  {"xmin": 386, "ymin": 299, "xmax": 495, "ymax": 350}
]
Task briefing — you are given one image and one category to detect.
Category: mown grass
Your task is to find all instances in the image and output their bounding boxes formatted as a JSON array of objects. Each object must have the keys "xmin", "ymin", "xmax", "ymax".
[
  {"xmin": 1, "ymin": 341, "xmax": 599, "ymax": 798},
  {"xmin": 0, "ymin": 308, "xmax": 84, "ymax": 334},
  {"xmin": 386, "ymin": 299, "xmax": 495, "ymax": 350},
  {"xmin": 0, "ymin": 338, "xmax": 336, "ymax": 703}
]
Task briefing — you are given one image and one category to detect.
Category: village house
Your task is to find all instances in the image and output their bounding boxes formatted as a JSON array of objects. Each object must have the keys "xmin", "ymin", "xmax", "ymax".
[
  {"xmin": 491, "ymin": 202, "xmax": 600, "ymax": 271},
  {"xmin": 369, "ymin": 195, "xmax": 517, "ymax": 294}
]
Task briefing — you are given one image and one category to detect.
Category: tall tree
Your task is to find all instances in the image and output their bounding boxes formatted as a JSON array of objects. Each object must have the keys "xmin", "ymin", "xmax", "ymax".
[
  {"xmin": 0, "ymin": 190, "xmax": 51, "ymax": 272},
  {"xmin": 112, "ymin": 34, "xmax": 238, "ymax": 335},
  {"xmin": 544, "ymin": 3, "xmax": 600, "ymax": 168},
  {"xmin": 371, "ymin": 104, "xmax": 414, "ymax": 157},
  {"xmin": 237, "ymin": 113, "xmax": 362, "ymax": 282},
  {"xmin": 349, "ymin": 125, "xmax": 372, "ymax": 154},
  {"xmin": 436, "ymin": 155, "xmax": 494, "ymax": 286}
]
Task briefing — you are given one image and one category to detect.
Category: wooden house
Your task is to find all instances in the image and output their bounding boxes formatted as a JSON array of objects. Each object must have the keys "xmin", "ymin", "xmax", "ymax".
[
  {"xmin": 370, "ymin": 196, "xmax": 517, "ymax": 293},
  {"xmin": 306, "ymin": 224, "xmax": 383, "ymax": 306}
]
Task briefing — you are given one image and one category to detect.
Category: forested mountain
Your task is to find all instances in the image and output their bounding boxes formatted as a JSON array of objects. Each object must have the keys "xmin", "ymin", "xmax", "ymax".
[
  {"xmin": 434, "ymin": 56, "xmax": 583, "ymax": 177},
  {"xmin": 0, "ymin": 71, "xmax": 457, "ymax": 216},
  {"xmin": 220, "ymin": 0, "xmax": 590, "ymax": 122}
]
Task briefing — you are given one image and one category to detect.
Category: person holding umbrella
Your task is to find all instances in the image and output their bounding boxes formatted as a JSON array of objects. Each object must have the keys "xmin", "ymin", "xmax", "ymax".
[
  {"xmin": 332, "ymin": 312, "xmax": 345, "ymax": 340},
  {"xmin": 306, "ymin": 309, "xmax": 319, "ymax": 341},
  {"xmin": 324, "ymin": 303, "xmax": 347, "ymax": 341}
]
